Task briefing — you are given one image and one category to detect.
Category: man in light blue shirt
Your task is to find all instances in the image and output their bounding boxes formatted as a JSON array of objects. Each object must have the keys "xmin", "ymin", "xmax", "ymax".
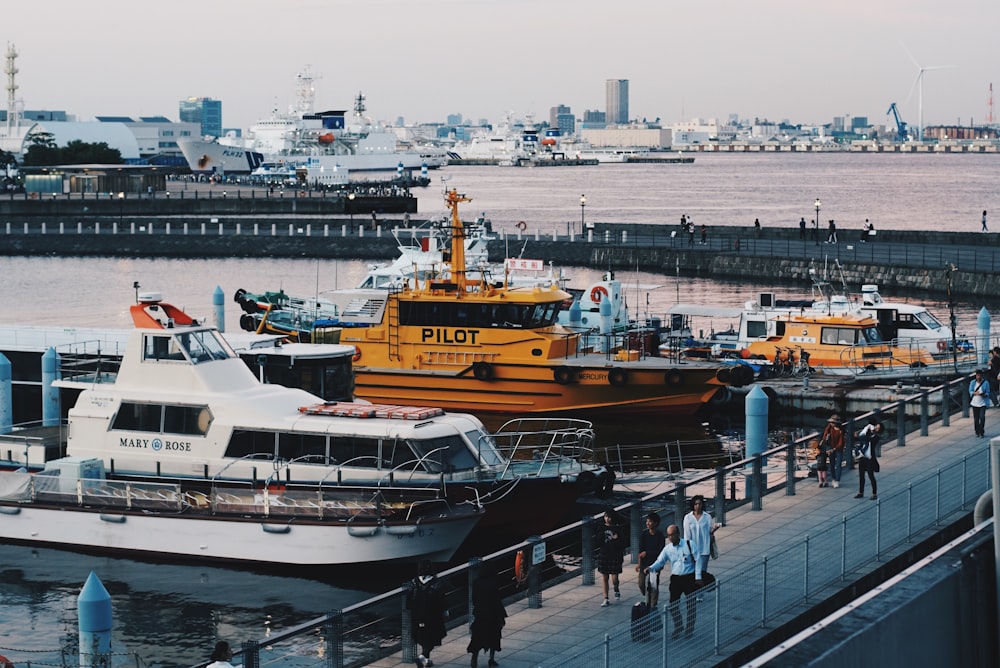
[{"xmin": 645, "ymin": 524, "xmax": 703, "ymax": 638}]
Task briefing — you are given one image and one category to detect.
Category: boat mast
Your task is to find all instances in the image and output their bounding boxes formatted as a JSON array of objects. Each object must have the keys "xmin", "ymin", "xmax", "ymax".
[{"xmin": 444, "ymin": 189, "xmax": 472, "ymax": 293}]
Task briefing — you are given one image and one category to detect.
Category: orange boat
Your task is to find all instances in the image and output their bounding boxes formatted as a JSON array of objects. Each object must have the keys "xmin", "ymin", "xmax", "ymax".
[{"xmin": 316, "ymin": 189, "xmax": 744, "ymax": 418}]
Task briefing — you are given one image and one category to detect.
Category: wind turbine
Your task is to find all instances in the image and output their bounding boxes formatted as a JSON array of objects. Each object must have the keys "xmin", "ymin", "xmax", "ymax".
[{"xmin": 902, "ymin": 45, "xmax": 954, "ymax": 142}]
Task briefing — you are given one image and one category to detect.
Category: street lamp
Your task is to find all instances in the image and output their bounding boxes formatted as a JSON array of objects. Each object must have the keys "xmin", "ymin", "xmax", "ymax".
[
  {"xmin": 118, "ymin": 191, "xmax": 124, "ymax": 228},
  {"xmin": 813, "ymin": 198, "xmax": 821, "ymax": 246},
  {"xmin": 580, "ymin": 194, "xmax": 587, "ymax": 235},
  {"xmin": 348, "ymin": 192, "xmax": 356, "ymax": 231}
]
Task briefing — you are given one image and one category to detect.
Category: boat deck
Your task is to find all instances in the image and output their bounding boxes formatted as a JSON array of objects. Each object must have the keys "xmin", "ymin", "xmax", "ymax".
[{"xmin": 366, "ymin": 404, "xmax": 990, "ymax": 668}]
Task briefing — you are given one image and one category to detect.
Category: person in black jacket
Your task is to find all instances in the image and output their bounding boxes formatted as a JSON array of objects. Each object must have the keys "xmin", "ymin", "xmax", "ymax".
[
  {"xmin": 407, "ymin": 561, "xmax": 448, "ymax": 668},
  {"xmin": 597, "ymin": 509, "xmax": 625, "ymax": 607},
  {"xmin": 635, "ymin": 512, "xmax": 665, "ymax": 606},
  {"xmin": 467, "ymin": 575, "xmax": 507, "ymax": 668}
]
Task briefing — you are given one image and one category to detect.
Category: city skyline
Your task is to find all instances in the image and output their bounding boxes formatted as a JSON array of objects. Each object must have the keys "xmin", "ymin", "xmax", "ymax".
[{"xmin": 4, "ymin": 0, "xmax": 998, "ymax": 133}]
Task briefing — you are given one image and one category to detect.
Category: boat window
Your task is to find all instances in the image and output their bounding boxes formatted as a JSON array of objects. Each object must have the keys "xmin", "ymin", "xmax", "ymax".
[
  {"xmin": 397, "ymin": 300, "xmax": 564, "ymax": 329},
  {"xmin": 163, "ymin": 405, "xmax": 211, "ymax": 436},
  {"xmin": 329, "ymin": 435, "xmax": 383, "ymax": 468},
  {"xmin": 112, "ymin": 402, "xmax": 163, "ymax": 432},
  {"xmin": 226, "ymin": 430, "xmax": 277, "ymax": 459},
  {"xmin": 746, "ymin": 320, "xmax": 767, "ymax": 339},
  {"xmin": 469, "ymin": 429, "xmax": 505, "ymax": 466},
  {"xmin": 408, "ymin": 434, "xmax": 480, "ymax": 473},
  {"xmin": 861, "ymin": 327, "xmax": 884, "ymax": 344},
  {"xmin": 915, "ymin": 310, "xmax": 943, "ymax": 330},
  {"xmin": 277, "ymin": 432, "xmax": 328, "ymax": 463},
  {"xmin": 143, "ymin": 334, "xmax": 184, "ymax": 362},
  {"xmin": 178, "ymin": 330, "xmax": 232, "ymax": 363},
  {"xmin": 821, "ymin": 327, "xmax": 859, "ymax": 345}
]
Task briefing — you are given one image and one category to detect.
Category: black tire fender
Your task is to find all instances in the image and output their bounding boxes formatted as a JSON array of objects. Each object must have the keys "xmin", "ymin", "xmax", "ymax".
[
  {"xmin": 608, "ymin": 368, "xmax": 628, "ymax": 386},
  {"xmin": 576, "ymin": 470, "xmax": 597, "ymax": 495},
  {"xmin": 472, "ymin": 361, "xmax": 495, "ymax": 381},
  {"xmin": 553, "ymin": 366, "xmax": 577, "ymax": 384},
  {"xmin": 595, "ymin": 470, "xmax": 615, "ymax": 499}
]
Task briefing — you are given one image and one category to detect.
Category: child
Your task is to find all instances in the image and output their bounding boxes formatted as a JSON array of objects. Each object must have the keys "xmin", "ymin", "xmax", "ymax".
[{"xmin": 815, "ymin": 440, "xmax": 829, "ymax": 488}]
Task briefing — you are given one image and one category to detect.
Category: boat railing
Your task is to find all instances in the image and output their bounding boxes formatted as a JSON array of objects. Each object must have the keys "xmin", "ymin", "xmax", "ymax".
[
  {"xmin": 56, "ymin": 339, "xmax": 122, "ymax": 383},
  {"xmin": 492, "ymin": 418, "xmax": 597, "ymax": 477},
  {"xmin": 1, "ymin": 472, "xmax": 187, "ymax": 512}
]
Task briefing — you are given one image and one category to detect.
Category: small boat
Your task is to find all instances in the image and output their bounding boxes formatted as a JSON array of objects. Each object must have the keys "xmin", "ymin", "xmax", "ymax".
[{"xmin": 233, "ymin": 189, "xmax": 744, "ymax": 418}]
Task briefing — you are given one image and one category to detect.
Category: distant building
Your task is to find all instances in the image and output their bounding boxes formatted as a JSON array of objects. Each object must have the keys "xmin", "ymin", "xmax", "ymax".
[
  {"xmin": 0, "ymin": 109, "xmax": 69, "ymax": 123},
  {"xmin": 549, "ymin": 104, "xmax": 575, "ymax": 135},
  {"xmin": 178, "ymin": 97, "xmax": 222, "ymax": 139},
  {"xmin": 606, "ymin": 79, "xmax": 629, "ymax": 126},
  {"xmin": 446, "ymin": 113, "xmax": 463, "ymax": 126},
  {"xmin": 580, "ymin": 127, "xmax": 671, "ymax": 149},
  {"xmin": 581, "ymin": 109, "xmax": 606, "ymax": 129}
]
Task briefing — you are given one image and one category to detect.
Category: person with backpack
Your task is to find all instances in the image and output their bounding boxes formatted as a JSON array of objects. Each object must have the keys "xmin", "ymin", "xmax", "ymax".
[
  {"xmin": 407, "ymin": 561, "xmax": 448, "ymax": 668},
  {"xmin": 854, "ymin": 417, "xmax": 883, "ymax": 500}
]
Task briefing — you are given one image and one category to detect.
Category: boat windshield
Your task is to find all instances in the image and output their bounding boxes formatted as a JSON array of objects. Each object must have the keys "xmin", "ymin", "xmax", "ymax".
[
  {"xmin": 915, "ymin": 310, "xmax": 944, "ymax": 330},
  {"xmin": 407, "ymin": 433, "xmax": 482, "ymax": 473},
  {"xmin": 178, "ymin": 330, "xmax": 233, "ymax": 363}
]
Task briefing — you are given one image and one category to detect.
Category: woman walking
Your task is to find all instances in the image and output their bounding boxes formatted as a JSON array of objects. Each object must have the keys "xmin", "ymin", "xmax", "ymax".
[
  {"xmin": 597, "ymin": 509, "xmax": 625, "ymax": 607},
  {"xmin": 854, "ymin": 417, "xmax": 882, "ymax": 500},
  {"xmin": 467, "ymin": 576, "xmax": 507, "ymax": 668},
  {"xmin": 682, "ymin": 495, "xmax": 719, "ymax": 574}
]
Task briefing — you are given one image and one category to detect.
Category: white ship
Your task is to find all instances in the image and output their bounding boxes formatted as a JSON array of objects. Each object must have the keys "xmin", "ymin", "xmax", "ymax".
[{"xmin": 178, "ymin": 69, "xmax": 448, "ymax": 176}]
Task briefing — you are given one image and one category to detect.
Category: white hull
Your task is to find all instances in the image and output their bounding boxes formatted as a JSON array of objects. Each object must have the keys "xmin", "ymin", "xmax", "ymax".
[
  {"xmin": 0, "ymin": 502, "xmax": 478, "ymax": 565},
  {"xmin": 178, "ymin": 138, "xmax": 447, "ymax": 175}
]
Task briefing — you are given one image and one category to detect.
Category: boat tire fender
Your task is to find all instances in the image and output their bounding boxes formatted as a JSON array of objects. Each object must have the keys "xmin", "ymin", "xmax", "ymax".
[
  {"xmin": 473, "ymin": 361, "xmax": 495, "ymax": 381},
  {"xmin": 731, "ymin": 364, "xmax": 755, "ymax": 387},
  {"xmin": 608, "ymin": 368, "xmax": 628, "ymax": 386},
  {"xmin": 710, "ymin": 387, "xmax": 732, "ymax": 406},
  {"xmin": 554, "ymin": 366, "xmax": 577, "ymax": 384},
  {"xmin": 667, "ymin": 368, "xmax": 685, "ymax": 387},
  {"xmin": 515, "ymin": 221, "xmax": 527, "ymax": 231},
  {"xmin": 595, "ymin": 470, "xmax": 615, "ymax": 499},
  {"xmin": 239, "ymin": 314, "xmax": 255, "ymax": 332},
  {"xmin": 576, "ymin": 470, "xmax": 597, "ymax": 495}
]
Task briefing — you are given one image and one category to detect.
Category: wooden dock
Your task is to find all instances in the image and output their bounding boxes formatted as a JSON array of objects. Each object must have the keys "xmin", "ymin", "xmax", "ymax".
[{"xmin": 367, "ymin": 406, "xmax": 991, "ymax": 668}]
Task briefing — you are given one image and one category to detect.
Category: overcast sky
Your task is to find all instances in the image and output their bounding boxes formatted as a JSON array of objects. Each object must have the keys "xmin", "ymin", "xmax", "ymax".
[{"xmin": 5, "ymin": 0, "xmax": 998, "ymax": 131}]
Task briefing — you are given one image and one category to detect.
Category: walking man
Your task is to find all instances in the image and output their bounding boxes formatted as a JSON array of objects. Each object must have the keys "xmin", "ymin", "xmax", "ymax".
[
  {"xmin": 799, "ymin": 217, "xmax": 806, "ymax": 239},
  {"xmin": 646, "ymin": 524, "xmax": 702, "ymax": 639},
  {"xmin": 970, "ymin": 369, "xmax": 992, "ymax": 437},
  {"xmin": 825, "ymin": 219, "xmax": 838, "ymax": 244},
  {"xmin": 982, "ymin": 210, "xmax": 988, "ymax": 232}
]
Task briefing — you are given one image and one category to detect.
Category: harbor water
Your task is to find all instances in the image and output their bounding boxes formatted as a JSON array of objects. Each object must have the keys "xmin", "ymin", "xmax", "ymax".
[{"xmin": 0, "ymin": 154, "xmax": 998, "ymax": 666}]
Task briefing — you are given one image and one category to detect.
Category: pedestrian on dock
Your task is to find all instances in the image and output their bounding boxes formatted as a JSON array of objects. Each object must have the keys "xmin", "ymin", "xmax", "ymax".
[
  {"xmin": 687, "ymin": 216, "xmax": 695, "ymax": 246},
  {"xmin": 754, "ymin": 218, "xmax": 761, "ymax": 236},
  {"xmin": 815, "ymin": 438, "xmax": 830, "ymax": 488},
  {"xmin": 969, "ymin": 369, "xmax": 992, "ymax": 438},
  {"xmin": 636, "ymin": 511, "xmax": 665, "ymax": 606},
  {"xmin": 860, "ymin": 219, "xmax": 873, "ymax": 242},
  {"xmin": 682, "ymin": 495, "xmax": 719, "ymax": 575},
  {"xmin": 988, "ymin": 347, "xmax": 1000, "ymax": 407},
  {"xmin": 371, "ymin": 210, "xmax": 378, "ymax": 230},
  {"xmin": 825, "ymin": 219, "xmax": 838, "ymax": 244},
  {"xmin": 206, "ymin": 641, "xmax": 238, "ymax": 668},
  {"xmin": 597, "ymin": 509, "xmax": 625, "ymax": 607},
  {"xmin": 799, "ymin": 217, "xmax": 807, "ymax": 239},
  {"xmin": 467, "ymin": 574, "xmax": 507, "ymax": 668},
  {"xmin": 407, "ymin": 561, "xmax": 448, "ymax": 668},
  {"xmin": 820, "ymin": 414, "xmax": 846, "ymax": 488},
  {"xmin": 700, "ymin": 224, "xmax": 707, "ymax": 245},
  {"xmin": 982, "ymin": 210, "xmax": 988, "ymax": 232},
  {"xmin": 853, "ymin": 417, "xmax": 882, "ymax": 500},
  {"xmin": 646, "ymin": 524, "xmax": 701, "ymax": 639}
]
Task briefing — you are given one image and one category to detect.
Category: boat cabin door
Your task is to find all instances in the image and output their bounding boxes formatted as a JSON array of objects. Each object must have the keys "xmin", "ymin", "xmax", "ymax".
[{"xmin": 876, "ymin": 309, "xmax": 898, "ymax": 342}]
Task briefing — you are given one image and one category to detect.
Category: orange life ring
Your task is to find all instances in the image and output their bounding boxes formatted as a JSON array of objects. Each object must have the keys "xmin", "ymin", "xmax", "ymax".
[
  {"xmin": 936, "ymin": 340, "xmax": 947, "ymax": 352},
  {"xmin": 514, "ymin": 549, "xmax": 529, "ymax": 587},
  {"xmin": 352, "ymin": 346, "xmax": 362, "ymax": 362},
  {"xmin": 515, "ymin": 221, "xmax": 527, "ymax": 231},
  {"xmin": 0, "ymin": 654, "xmax": 15, "ymax": 668},
  {"xmin": 590, "ymin": 285, "xmax": 609, "ymax": 303}
]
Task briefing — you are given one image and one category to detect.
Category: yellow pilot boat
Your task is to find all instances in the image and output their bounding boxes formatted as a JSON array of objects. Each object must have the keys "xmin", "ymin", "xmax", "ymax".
[
  {"xmin": 308, "ymin": 189, "xmax": 743, "ymax": 418},
  {"xmin": 743, "ymin": 311, "xmax": 942, "ymax": 377}
]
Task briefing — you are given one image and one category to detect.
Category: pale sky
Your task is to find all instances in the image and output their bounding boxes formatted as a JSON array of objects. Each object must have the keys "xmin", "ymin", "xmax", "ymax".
[{"xmin": 5, "ymin": 0, "xmax": 998, "ymax": 131}]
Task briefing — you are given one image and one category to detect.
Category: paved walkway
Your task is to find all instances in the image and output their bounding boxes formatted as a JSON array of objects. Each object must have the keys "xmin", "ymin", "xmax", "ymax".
[{"xmin": 367, "ymin": 406, "xmax": 992, "ymax": 668}]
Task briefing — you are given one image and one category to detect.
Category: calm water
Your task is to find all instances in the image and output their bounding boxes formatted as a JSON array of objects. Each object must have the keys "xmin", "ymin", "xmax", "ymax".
[{"xmin": 0, "ymin": 153, "xmax": 997, "ymax": 666}]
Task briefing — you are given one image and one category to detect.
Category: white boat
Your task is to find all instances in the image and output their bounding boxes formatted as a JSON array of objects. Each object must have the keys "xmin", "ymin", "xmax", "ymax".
[
  {"xmin": 1, "ymin": 295, "xmax": 610, "ymax": 555},
  {"xmin": 178, "ymin": 69, "xmax": 448, "ymax": 176},
  {"xmin": 451, "ymin": 113, "xmax": 561, "ymax": 164}
]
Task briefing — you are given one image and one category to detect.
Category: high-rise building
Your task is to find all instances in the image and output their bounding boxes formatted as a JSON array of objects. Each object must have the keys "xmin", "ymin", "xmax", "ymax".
[
  {"xmin": 179, "ymin": 97, "xmax": 222, "ymax": 139},
  {"xmin": 549, "ymin": 104, "xmax": 575, "ymax": 135},
  {"xmin": 606, "ymin": 79, "xmax": 629, "ymax": 126}
]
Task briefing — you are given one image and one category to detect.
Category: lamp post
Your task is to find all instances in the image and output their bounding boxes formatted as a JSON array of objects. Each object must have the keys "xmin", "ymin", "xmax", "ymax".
[
  {"xmin": 348, "ymin": 192, "xmax": 356, "ymax": 231},
  {"xmin": 813, "ymin": 198, "xmax": 821, "ymax": 246},
  {"xmin": 118, "ymin": 191, "xmax": 124, "ymax": 229},
  {"xmin": 580, "ymin": 194, "xmax": 587, "ymax": 235}
]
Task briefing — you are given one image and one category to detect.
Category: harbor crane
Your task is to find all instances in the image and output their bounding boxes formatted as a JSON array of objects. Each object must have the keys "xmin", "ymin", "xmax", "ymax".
[{"xmin": 887, "ymin": 103, "xmax": 908, "ymax": 142}]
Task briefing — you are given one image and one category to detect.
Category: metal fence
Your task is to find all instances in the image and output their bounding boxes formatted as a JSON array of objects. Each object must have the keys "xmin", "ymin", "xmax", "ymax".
[{"xmin": 176, "ymin": 374, "xmax": 985, "ymax": 668}]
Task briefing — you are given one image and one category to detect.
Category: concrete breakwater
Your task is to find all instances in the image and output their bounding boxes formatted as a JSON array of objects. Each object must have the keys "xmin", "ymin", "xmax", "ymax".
[{"xmin": 2, "ymin": 197, "xmax": 999, "ymax": 300}]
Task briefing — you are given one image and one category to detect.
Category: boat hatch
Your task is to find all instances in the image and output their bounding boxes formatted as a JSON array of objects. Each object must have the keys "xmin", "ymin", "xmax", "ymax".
[{"xmin": 299, "ymin": 402, "xmax": 446, "ymax": 420}]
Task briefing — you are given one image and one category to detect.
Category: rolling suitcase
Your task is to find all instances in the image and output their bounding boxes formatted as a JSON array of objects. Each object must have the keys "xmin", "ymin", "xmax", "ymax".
[{"xmin": 630, "ymin": 572, "xmax": 656, "ymax": 642}]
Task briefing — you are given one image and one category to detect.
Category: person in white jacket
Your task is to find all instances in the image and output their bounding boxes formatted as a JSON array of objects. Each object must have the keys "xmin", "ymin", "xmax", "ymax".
[{"xmin": 682, "ymin": 495, "xmax": 719, "ymax": 574}]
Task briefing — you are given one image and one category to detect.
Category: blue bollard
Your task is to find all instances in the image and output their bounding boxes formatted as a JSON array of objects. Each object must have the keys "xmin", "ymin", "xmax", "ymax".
[
  {"xmin": 42, "ymin": 348, "xmax": 59, "ymax": 427},
  {"xmin": 214, "ymin": 285, "xmax": 226, "ymax": 333},
  {"xmin": 977, "ymin": 307, "xmax": 990, "ymax": 367},
  {"xmin": 745, "ymin": 385, "xmax": 769, "ymax": 499},
  {"xmin": 78, "ymin": 571, "xmax": 113, "ymax": 667},
  {"xmin": 568, "ymin": 299, "xmax": 582, "ymax": 326}
]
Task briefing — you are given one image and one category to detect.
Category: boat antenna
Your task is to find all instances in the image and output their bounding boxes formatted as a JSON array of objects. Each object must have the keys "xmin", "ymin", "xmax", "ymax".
[{"xmin": 133, "ymin": 281, "xmax": 140, "ymax": 304}]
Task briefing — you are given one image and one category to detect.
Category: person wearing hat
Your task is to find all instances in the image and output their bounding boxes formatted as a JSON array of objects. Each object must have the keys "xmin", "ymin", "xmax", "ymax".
[
  {"xmin": 969, "ymin": 370, "xmax": 992, "ymax": 438},
  {"xmin": 819, "ymin": 414, "xmax": 846, "ymax": 488}
]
